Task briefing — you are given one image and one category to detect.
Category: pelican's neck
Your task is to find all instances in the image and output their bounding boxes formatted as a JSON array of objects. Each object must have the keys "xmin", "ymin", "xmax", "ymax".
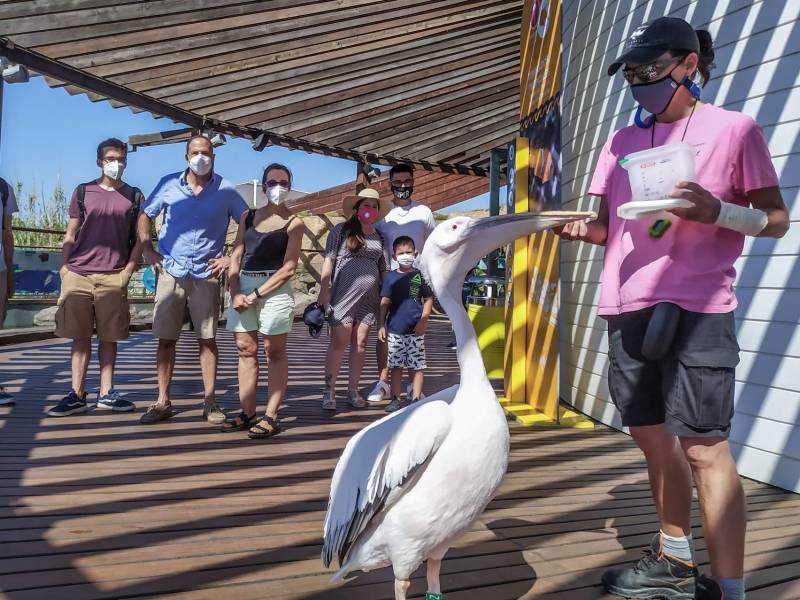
[{"xmin": 437, "ymin": 283, "xmax": 492, "ymax": 390}]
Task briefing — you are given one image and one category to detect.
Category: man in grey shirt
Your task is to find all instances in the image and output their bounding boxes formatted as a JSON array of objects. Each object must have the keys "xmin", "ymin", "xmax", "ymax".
[{"xmin": 0, "ymin": 176, "xmax": 19, "ymax": 405}]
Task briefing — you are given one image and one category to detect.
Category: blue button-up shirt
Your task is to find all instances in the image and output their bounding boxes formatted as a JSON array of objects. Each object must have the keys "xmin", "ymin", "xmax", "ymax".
[{"xmin": 144, "ymin": 171, "xmax": 248, "ymax": 279}]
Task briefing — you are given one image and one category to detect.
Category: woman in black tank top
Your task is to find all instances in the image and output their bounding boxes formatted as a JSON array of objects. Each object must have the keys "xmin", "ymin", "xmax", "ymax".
[{"xmin": 223, "ymin": 163, "xmax": 306, "ymax": 439}]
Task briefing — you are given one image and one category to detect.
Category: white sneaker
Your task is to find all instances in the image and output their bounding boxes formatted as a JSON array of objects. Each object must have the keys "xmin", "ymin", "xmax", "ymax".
[
  {"xmin": 406, "ymin": 384, "xmax": 425, "ymax": 402},
  {"xmin": 367, "ymin": 380, "xmax": 391, "ymax": 403}
]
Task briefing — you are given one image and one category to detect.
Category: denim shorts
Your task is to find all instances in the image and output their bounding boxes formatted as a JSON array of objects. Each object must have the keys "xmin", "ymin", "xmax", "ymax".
[{"xmin": 606, "ymin": 306, "xmax": 739, "ymax": 439}]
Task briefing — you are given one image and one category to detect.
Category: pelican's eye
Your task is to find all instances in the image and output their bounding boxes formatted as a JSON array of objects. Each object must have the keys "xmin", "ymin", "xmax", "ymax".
[{"xmin": 451, "ymin": 224, "xmax": 457, "ymax": 230}]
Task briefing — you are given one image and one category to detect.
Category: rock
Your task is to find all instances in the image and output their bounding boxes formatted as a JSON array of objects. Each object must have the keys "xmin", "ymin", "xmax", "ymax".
[
  {"xmin": 33, "ymin": 306, "xmax": 58, "ymax": 327},
  {"xmin": 129, "ymin": 305, "xmax": 154, "ymax": 323}
]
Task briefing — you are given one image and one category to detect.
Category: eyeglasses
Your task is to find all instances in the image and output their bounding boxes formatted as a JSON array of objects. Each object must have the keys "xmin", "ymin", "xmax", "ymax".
[
  {"xmin": 390, "ymin": 179, "xmax": 412, "ymax": 186},
  {"xmin": 622, "ymin": 57, "xmax": 681, "ymax": 84},
  {"xmin": 102, "ymin": 157, "xmax": 127, "ymax": 165},
  {"xmin": 265, "ymin": 179, "xmax": 290, "ymax": 188}
]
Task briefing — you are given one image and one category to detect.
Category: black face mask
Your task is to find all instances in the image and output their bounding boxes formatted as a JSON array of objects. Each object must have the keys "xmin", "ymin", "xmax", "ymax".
[{"xmin": 391, "ymin": 185, "xmax": 413, "ymax": 201}]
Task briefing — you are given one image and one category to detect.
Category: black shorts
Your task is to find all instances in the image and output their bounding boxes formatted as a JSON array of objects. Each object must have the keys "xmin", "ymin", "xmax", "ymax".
[{"xmin": 606, "ymin": 307, "xmax": 739, "ymax": 439}]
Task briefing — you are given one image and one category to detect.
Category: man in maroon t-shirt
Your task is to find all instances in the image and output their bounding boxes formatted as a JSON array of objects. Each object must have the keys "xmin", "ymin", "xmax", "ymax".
[{"xmin": 47, "ymin": 138, "xmax": 142, "ymax": 417}]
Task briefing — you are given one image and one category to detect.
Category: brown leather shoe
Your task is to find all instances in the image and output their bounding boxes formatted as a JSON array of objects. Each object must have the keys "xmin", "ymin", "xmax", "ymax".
[
  {"xmin": 203, "ymin": 401, "xmax": 226, "ymax": 424},
  {"xmin": 140, "ymin": 402, "xmax": 174, "ymax": 424}
]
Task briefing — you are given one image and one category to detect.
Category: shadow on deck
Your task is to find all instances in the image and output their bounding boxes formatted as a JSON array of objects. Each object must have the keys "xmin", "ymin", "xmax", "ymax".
[{"xmin": 0, "ymin": 318, "xmax": 798, "ymax": 599}]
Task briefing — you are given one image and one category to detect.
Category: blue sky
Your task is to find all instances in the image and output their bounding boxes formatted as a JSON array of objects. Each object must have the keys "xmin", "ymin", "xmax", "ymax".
[{"xmin": 1, "ymin": 76, "xmax": 487, "ymax": 214}]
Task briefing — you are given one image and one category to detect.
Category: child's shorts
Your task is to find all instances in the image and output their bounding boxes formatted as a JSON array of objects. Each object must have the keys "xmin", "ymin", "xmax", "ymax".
[{"xmin": 388, "ymin": 332, "xmax": 427, "ymax": 370}]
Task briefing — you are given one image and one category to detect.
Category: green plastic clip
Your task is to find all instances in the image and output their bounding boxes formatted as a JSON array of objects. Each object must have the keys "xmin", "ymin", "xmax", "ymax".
[
  {"xmin": 425, "ymin": 593, "xmax": 445, "ymax": 600},
  {"xmin": 649, "ymin": 219, "xmax": 671, "ymax": 238}
]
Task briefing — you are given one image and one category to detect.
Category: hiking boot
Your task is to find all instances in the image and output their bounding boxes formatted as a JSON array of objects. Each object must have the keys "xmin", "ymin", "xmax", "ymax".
[
  {"xmin": 97, "ymin": 389, "xmax": 135, "ymax": 412},
  {"xmin": 0, "ymin": 387, "xmax": 14, "ymax": 406},
  {"xmin": 202, "ymin": 401, "xmax": 226, "ymax": 424},
  {"xmin": 385, "ymin": 396, "xmax": 410, "ymax": 413},
  {"xmin": 694, "ymin": 574, "xmax": 723, "ymax": 600},
  {"xmin": 47, "ymin": 391, "xmax": 89, "ymax": 417},
  {"xmin": 367, "ymin": 380, "xmax": 390, "ymax": 403},
  {"xmin": 601, "ymin": 534, "xmax": 697, "ymax": 599},
  {"xmin": 140, "ymin": 402, "xmax": 174, "ymax": 424}
]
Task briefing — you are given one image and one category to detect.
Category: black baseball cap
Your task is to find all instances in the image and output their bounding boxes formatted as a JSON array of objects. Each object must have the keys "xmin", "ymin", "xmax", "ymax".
[{"xmin": 607, "ymin": 17, "xmax": 700, "ymax": 76}]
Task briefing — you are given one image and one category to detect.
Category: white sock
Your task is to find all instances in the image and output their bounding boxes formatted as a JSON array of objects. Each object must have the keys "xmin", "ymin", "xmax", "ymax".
[{"xmin": 660, "ymin": 530, "xmax": 695, "ymax": 565}]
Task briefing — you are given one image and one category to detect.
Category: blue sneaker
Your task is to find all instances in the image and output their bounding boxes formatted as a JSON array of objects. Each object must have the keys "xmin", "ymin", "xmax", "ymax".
[
  {"xmin": 0, "ymin": 388, "xmax": 14, "ymax": 406},
  {"xmin": 97, "ymin": 389, "xmax": 135, "ymax": 412},
  {"xmin": 47, "ymin": 391, "xmax": 89, "ymax": 417}
]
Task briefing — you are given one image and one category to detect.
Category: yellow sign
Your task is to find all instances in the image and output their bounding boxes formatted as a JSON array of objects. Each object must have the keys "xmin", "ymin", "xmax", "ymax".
[{"xmin": 507, "ymin": 0, "xmax": 564, "ymax": 422}]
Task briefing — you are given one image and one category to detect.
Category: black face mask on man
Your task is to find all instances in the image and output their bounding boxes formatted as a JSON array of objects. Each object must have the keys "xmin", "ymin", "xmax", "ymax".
[{"xmin": 391, "ymin": 185, "xmax": 413, "ymax": 201}]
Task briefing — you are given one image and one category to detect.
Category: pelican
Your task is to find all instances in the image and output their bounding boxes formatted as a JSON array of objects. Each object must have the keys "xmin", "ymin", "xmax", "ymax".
[{"xmin": 321, "ymin": 210, "xmax": 593, "ymax": 599}]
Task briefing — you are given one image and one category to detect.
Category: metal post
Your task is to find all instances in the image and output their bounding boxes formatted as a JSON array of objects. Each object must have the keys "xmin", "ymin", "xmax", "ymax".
[
  {"xmin": 488, "ymin": 148, "xmax": 503, "ymax": 275},
  {"xmin": 489, "ymin": 148, "xmax": 501, "ymax": 217},
  {"xmin": 0, "ymin": 77, "xmax": 4, "ymax": 154}
]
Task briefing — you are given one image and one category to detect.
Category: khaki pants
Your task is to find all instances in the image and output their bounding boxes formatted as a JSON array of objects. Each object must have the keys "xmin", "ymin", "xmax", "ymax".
[
  {"xmin": 151, "ymin": 272, "xmax": 219, "ymax": 340},
  {"xmin": 55, "ymin": 269, "xmax": 130, "ymax": 341}
]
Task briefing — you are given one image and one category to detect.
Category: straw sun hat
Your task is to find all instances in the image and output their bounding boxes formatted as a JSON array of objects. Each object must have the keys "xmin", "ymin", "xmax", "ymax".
[{"xmin": 342, "ymin": 187, "xmax": 391, "ymax": 221}]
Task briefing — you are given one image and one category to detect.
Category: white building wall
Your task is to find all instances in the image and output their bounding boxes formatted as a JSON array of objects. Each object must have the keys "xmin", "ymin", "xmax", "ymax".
[{"xmin": 559, "ymin": 0, "xmax": 800, "ymax": 492}]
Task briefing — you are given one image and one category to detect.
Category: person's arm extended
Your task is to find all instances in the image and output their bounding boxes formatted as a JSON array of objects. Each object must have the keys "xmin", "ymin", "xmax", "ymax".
[
  {"xmin": 378, "ymin": 296, "xmax": 391, "ymax": 342},
  {"xmin": 318, "ymin": 255, "xmax": 335, "ymax": 308},
  {"xmin": 246, "ymin": 218, "xmax": 306, "ymax": 302},
  {"xmin": 553, "ymin": 196, "xmax": 609, "ymax": 245},
  {"xmin": 229, "ymin": 211, "xmax": 250, "ymax": 313},
  {"xmin": 59, "ymin": 218, "xmax": 81, "ymax": 274}
]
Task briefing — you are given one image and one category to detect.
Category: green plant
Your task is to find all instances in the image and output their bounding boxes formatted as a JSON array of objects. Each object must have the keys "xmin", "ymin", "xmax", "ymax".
[{"xmin": 10, "ymin": 177, "xmax": 69, "ymax": 249}]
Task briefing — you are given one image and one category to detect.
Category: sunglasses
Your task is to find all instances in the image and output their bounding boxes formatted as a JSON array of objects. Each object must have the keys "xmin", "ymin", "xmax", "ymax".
[
  {"xmin": 265, "ymin": 179, "xmax": 290, "ymax": 188},
  {"xmin": 622, "ymin": 57, "xmax": 681, "ymax": 84}
]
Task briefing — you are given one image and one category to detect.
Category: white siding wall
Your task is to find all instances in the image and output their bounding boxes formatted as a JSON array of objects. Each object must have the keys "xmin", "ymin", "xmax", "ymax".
[{"xmin": 559, "ymin": 0, "xmax": 800, "ymax": 493}]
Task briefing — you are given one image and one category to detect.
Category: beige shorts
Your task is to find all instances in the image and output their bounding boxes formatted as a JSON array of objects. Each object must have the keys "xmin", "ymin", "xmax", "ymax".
[
  {"xmin": 0, "ymin": 272, "xmax": 7, "ymax": 326},
  {"xmin": 55, "ymin": 269, "xmax": 131, "ymax": 342},
  {"xmin": 152, "ymin": 271, "xmax": 219, "ymax": 340},
  {"xmin": 226, "ymin": 272, "xmax": 295, "ymax": 336}
]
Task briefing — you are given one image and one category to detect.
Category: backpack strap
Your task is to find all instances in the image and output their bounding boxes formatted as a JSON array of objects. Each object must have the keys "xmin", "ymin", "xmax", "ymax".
[{"xmin": 76, "ymin": 182, "xmax": 89, "ymax": 227}]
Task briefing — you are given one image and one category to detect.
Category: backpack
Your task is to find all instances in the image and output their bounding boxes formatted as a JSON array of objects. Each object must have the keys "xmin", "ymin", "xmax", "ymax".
[{"xmin": 76, "ymin": 181, "xmax": 143, "ymax": 257}]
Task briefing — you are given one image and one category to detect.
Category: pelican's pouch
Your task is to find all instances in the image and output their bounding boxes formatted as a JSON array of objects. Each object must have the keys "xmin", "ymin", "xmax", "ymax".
[{"xmin": 641, "ymin": 302, "xmax": 681, "ymax": 360}]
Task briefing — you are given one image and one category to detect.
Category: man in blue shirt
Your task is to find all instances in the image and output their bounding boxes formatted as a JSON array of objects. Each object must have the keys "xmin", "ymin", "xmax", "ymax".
[{"xmin": 137, "ymin": 135, "xmax": 248, "ymax": 424}]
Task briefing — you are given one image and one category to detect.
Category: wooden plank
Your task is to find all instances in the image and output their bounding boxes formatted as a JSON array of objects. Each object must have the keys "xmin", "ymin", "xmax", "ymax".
[{"xmin": 1, "ymin": 320, "xmax": 798, "ymax": 599}]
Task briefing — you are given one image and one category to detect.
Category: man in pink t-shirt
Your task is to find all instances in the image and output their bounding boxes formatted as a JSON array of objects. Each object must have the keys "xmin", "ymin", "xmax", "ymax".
[{"xmin": 556, "ymin": 17, "xmax": 790, "ymax": 600}]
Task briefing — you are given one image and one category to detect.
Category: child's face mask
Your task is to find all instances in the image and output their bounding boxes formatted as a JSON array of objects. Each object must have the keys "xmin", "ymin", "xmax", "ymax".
[{"xmin": 396, "ymin": 252, "xmax": 416, "ymax": 267}]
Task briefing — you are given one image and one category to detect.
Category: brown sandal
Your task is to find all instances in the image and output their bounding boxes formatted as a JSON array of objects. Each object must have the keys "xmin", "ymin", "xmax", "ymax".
[
  {"xmin": 221, "ymin": 411, "xmax": 258, "ymax": 432},
  {"xmin": 248, "ymin": 415, "xmax": 282, "ymax": 439}
]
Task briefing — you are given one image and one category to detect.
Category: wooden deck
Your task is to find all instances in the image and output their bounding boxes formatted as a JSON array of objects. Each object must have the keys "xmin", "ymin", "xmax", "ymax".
[{"xmin": 1, "ymin": 318, "xmax": 799, "ymax": 599}]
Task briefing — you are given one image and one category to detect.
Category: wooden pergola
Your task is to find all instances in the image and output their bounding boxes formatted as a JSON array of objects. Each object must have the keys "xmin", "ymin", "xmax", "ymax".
[{"xmin": 0, "ymin": 1, "xmax": 522, "ymax": 178}]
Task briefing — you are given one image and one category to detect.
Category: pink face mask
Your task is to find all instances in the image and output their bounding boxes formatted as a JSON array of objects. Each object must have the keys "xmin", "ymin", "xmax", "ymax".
[{"xmin": 357, "ymin": 205, "xmax": 379, "ymax": 225}]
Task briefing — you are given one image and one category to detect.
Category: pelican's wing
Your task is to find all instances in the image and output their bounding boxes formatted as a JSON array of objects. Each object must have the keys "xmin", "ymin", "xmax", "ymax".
[{"xmin": 321, "ymin": 394, "xmax": 454, "ymax": 568}]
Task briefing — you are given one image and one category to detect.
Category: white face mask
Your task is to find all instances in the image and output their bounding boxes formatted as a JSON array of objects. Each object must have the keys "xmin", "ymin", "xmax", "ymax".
[
  {"xmin": 188, "ymin": 154, "xmax": 212, "ymax": 176},
  {"xmin": 267, "ymin": 185, "xmax": 289, "ymax": 205},
  {"xmin": 396, "ymin": 252, "xmax": 416, "ymax": 267},
  {"xmin": 102, "ymin": 161, "xmax": 123, "ymax": 180}
]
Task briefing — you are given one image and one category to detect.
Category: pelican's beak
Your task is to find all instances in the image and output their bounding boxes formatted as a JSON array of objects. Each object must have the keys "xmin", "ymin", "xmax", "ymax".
[{"xmin": 463, "ymin": 211, "xmax": 596, "ymax": 259}]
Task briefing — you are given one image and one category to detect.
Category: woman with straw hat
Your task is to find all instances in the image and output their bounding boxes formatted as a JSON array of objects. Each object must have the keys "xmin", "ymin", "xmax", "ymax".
[{"xmin": 318, "ymin": 188, "xmax": 390, "ymax": 411}]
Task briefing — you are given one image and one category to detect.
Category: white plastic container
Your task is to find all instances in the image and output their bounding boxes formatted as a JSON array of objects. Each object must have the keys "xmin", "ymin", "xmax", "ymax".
[{"xmin": 621, "ymin": 142, "xmax": 696, "ymax": 203}]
